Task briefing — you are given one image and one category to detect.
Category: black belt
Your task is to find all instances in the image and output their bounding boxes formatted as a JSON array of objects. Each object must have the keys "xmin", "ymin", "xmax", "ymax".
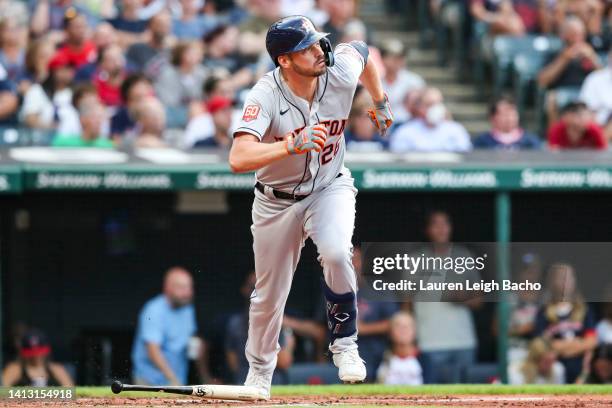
[{"xmin": 255, "ymin": 173, "xmax": 342, "ymax": 201}]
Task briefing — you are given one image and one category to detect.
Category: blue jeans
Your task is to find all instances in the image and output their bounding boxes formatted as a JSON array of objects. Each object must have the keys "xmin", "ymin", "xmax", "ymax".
[{"xmin": 420, "ymin": 348, "xmax": 476, "ymax": 384}]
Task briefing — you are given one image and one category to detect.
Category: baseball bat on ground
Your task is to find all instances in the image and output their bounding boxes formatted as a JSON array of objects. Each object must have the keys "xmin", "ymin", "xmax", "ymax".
[{"xmin": 110, "ymin": 380, "xmax": 264, "ymax": 401}]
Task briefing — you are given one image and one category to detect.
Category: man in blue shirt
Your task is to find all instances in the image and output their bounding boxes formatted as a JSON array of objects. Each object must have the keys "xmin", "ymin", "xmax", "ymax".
[
  {"xmin": 474, "ymin": 96, "xmax": 541, "ymax": 150},
  {"xmin": 131, "ymin": 267, "xmax": 197, "ymax": 385}
]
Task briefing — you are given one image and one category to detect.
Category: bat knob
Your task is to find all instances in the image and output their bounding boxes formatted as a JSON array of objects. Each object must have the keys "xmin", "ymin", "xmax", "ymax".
[{"xmin": 111, "ymin": 380, "xmax": 123, "ymax": 394}]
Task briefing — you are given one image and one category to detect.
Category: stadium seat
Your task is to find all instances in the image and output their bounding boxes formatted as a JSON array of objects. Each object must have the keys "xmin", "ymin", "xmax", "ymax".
[
  {"xmin": 492, "ymin": 35, "xmax": 562, "ymax": 98},
  {"xmin": 287, "ymin": 363, "xmax": 341, "ymax": 385},
  {"xmin": 513, "ymin": 51, "xmax": 548, "ymax": 122}
]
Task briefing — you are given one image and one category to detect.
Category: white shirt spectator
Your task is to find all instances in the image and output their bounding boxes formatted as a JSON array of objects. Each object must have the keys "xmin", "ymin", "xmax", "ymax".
[
  {"xmin": 596, "ymin": 319, "xmax": 612, "ymax": 344},
  {"xmin": 508, "ymin": 361, "xmax": 565, "ymax": 385},
  {"xmin": 579, "ymin": 67, "xmax": 612, "ymax": 125},
  {"xmin": 182, "ymin": 109, "xmax": 241, "ymax": 149},
  {"xmin": 20, "ymin": 85, "xmax": 73, "ymax": 130},
  {"xmin": 382, "ymin": 69, "xmax": 425, "ymax": 122},
  {"xmin": 376, "ymin": 354, "xmax": 423, "ymax": 385},
  {"xmin": 390, "ymin": 118, "xmax": 472, "ymax": 152}
]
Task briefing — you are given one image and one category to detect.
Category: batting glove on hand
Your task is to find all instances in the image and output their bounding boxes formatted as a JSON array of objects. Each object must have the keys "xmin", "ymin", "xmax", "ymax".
[
  {"xmin": 286, "ymin": 124, "xmax": 328, "ymax": 155},
  {"xmin": 367, "ymin": 94, "xmax": 394, "ymax": 137}
]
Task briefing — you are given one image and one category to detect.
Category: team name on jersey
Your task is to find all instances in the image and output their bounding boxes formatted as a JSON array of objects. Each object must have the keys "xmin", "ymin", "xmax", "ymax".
[{"xmin": 273, "ymin": 119, "xmax": 348, "ymax": 142}]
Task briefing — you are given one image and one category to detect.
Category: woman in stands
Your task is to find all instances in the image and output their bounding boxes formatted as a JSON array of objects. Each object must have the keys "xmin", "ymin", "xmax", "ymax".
[
  {"xmin": 1, "ymin": 329, "xmax": 73, "ymax": 386},
  {"xmin": 534, "ymin": 263, "xmax": 598, "ymax": 383}
]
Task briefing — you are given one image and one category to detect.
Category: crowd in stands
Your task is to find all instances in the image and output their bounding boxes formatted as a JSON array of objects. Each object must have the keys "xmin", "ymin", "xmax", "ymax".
[{"xmin": 0, "ymin": 0, "xmax": 609, "ymax": 152}]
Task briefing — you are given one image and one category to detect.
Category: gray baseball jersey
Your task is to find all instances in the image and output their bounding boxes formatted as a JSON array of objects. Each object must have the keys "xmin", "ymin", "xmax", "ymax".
[
  {"xmin": 234, "ymin": 43, "xmax": 366, "ymax": 194},
  {"xmin": 236, "ymin": 43, "xmax": 366, "ymax": 376}
]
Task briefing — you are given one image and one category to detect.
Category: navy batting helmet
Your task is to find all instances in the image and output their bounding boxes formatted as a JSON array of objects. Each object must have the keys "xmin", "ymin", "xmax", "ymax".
[{"xmin": 266, "ymin": 15, "xmax": 334, "ymax": 67}]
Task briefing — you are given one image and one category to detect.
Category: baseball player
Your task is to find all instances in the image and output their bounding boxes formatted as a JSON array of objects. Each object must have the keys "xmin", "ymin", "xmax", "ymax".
[{"xmin": 229, "ymin": 15, "xmax": 393, "ymax": 399}]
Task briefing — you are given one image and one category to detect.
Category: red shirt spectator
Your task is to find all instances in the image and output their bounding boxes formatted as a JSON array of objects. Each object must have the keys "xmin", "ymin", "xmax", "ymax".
[
  {"xmin": 548, "ymin": 102, "xmax": 607, "ymax": 149},
  {"xmin": 53, "ymin": 41, "xmax": 97, "ymax": 69},
  {"xmin": 91, "ymin": 45, "xmax": 127, "ymax": 107},
  {"xmin": 548, "ymin": 121, "xmax": 606, "ymax": 149},
  {"xmin": 53, "ymin": 10, "xmax": 97, "ymax": 69}
]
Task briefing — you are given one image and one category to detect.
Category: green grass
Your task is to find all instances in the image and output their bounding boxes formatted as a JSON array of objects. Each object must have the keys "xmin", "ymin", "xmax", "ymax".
[{"xmin": 77, "ymin": 384, "xmax": 612, "ymax": 398}]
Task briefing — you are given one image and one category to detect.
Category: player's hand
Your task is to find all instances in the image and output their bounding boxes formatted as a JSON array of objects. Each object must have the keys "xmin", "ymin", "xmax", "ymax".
[
  {"xmin": 367, "ymin": 94, "xmax": 394, "ymax": 137},
  {"xmin": 285, "ymin": 124, "xmax": 328, "ymax": 155}
]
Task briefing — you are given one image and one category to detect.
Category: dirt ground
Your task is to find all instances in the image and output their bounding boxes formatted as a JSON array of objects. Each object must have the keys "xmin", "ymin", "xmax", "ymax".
[{"xmin": 2, "ymin": 394, "xmax": 612, "ymax": 408}]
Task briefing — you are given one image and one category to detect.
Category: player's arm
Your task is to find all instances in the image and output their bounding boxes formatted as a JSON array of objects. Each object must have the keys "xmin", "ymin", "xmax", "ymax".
[
  {"xmin": 230, "ymin": 126, "xmax": 328, "ymax": 173},
  {"xmin": 229, "ymin": 134, "xmax": 289, "ymax": 173},
  {"xmin": 359, "ymin": 57, "xmax": 385, "ymax": 106},
  {"xmin": 349, "ymin": 43, "xmax": 393, "ymax": 136}
]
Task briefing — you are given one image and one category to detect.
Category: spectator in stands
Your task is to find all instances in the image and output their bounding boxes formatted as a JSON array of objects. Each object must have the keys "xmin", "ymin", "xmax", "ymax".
[
  {"xmin": 19, "ymin": 52, "xmax": 75, "ymax": 132},
  {"xmin": 508, "ymin": 337, "xmax": 565, "ymax": 384},
  {"xmin": 173, "ymin": 0, "xmax": 220, "ymax": 40},
  {"xmin": 579, "ymin": 48, "xmax": 612, "ymax": 139},
  {"xmin": 226, "ymin": 271, "xmax": 294, "ymax": 384},
  {"xmin": 376, "ymin": 311, "xmax": 423, "ymax": 385},
  {"xmin": 474, "ymin": 96, "xmax": 542, "ymax": 149},
  {"xmin": 339, "ymin": 20, "xmax": 384, "ymax": 75},
  {"xmin": 85, "ymin": 44, "xmax": 129, "ymax": 107},
  {"xmin": 380, "ymin": 39, "xmax": 425, "ymax": 123},
  {"xmin": 92, "ymin": 22, "xmax": 119, "ymax": 50},
  {"xmin": 107, "ymin": 0, "xmax": 149, "ymax": 48},
  {"xmin": 470, "ymin": 0, "xmax": 527, "ymax": 36},
  {"xmin": 282, "ymin": 310, "xmax": 327, "ymax": 364},
  {"xmin": 2, "ymin": 329, "xmax": 74, "ymax": 387},
  {"xmin": 133, "ymin": 97, "xmax": 168, "ymax": 148},
  {"xmin": 354, "ymin": 245, "xmax": 399, "ymax": 381},
  {"xmin": 412, "ymin": 211, "xmax": 481, "ymax": 384},
  {"xmin": 508, "ymin": 253, "xmax": 543, "ymax": 364},
  {"xmin": 321, "ymin": 0, "xmax": 367, "ymax": 46},
  {"xmin": 538, "ymin": 17, "xmax": 601, "ymax": 123},
  {"xmin": 548, "ymin": 102, "xmax": 607, "ymax": 149},
  {"xmin": 52, "ymin": 99, "xmax": 113, "ymax": 148},
  {"xmin": 0, "ymin": 19, "xmax": 27, "ymax": 83},
  {"xmin": 0, "ymin": 0, "xmax": 28, "ymax": 30},
  {"xmin": 126, "ymin": 10, "xmax": 174, "ymax": 79},
  {"xmin": 111, "ymin": 73, "xmax": 154, "ymax": 141},
  {"xmin": 18, "ymin": 38, "xmax": 54, "ymax": 102},
  {"xmin": 203, "ymin": 25, "xmax": 253, "ymax": 91},
  {"xmin": 30, "ymin": 1, "xmax": 104, "ymax": 40},
  {"xmin": 552, "ymin": 0, "xmax": 607, "ymax": 51},
  {"xmin": 238, "ymin": 0, "xmax": 283, "ymax": 58},
  {"xmin": 52, "ymin": 10, "xmax": 98, "ymax": 69},
  {"xmin": 155, "ymin": 41, "xmax": 207, "ymax": 112},
  {"xmin": 192, "ymin": 96, "xmax": 233, "ymax": 148},
  {"xmin": 132, "ymin": 267, "xmax": 202, "ymax": 386},
  {"xmin": 389, "ymin": 87, "xmax": 472, "ymax": 152},
  {"xmin": 586, "ymin": 344, "xmax": 612, "ymax": 384},
  {"xmin": 596, "ymin": 294, "xmax": 612, "ymax": 344},
  {"xmin": 58, "ymin": 83, "xmax": 105, "ymax": 137},
  {"xmin": 0, "ymin": 66, "xmax": 19, "ymax": 131},
  {"xmin": 345, "ymin": 93, "xmax": 388, "ymax": 152},
  {"xmin": 535, "ymin": 262, "xmax": 598, "ymax": 383},
  {"xmin": 202, "ymin": 74, "xmax": 236, "ymax": 102},
  {"xmin": 182, "ymin": 74, "xmax": 238, "ymax": 148}
]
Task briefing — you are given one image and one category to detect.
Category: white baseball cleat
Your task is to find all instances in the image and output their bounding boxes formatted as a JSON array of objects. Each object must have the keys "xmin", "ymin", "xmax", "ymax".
[
  {"xmin": 244, "ymin": 368, "xmax": 272, "ymax": 400},
  {"xmin": 332, "ymin": 348, "xmax": 366, "ymax": 383}
]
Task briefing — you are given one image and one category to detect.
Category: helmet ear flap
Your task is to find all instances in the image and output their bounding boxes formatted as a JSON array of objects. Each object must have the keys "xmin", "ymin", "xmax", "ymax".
[{"xmin": 320, "ymin": 37, "xmax": 334, "ymax": 67}]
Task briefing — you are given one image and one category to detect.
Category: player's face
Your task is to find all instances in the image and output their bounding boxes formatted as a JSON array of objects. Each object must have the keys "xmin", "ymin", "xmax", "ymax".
[{"xmin": 287, "ymin": 42, "xmax": 327, "ymax": 77}]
